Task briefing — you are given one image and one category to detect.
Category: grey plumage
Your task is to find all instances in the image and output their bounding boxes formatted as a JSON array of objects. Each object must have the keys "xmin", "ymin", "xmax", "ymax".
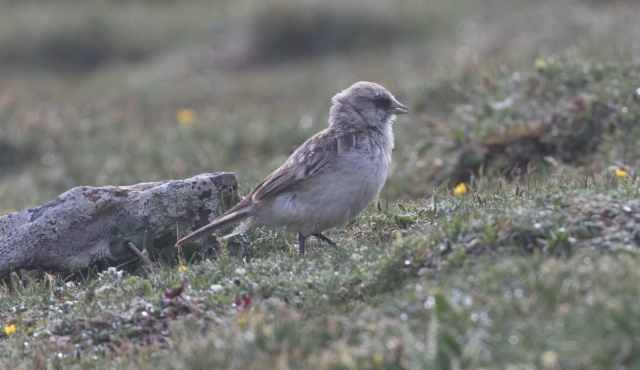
[{"xmin": 176, "ymin": 81, "xmax": 408, "ymax": 254}]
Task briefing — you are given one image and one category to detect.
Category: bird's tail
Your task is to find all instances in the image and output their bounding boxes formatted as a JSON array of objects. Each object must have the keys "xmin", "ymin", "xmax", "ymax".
[{"xmin": 176, "ymin": 206, "xmax": 253, "ymax": 246}]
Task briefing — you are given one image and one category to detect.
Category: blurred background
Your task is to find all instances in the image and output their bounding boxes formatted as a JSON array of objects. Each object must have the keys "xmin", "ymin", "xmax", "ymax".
[{"xmin": 0, "ymin": 0, "xmax": 639, "ymax": 213}]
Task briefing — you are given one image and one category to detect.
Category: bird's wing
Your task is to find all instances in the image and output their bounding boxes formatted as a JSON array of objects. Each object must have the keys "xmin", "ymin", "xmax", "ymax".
[
  {"xmin": 248, "ymin": 129, "xmax": 362, "ymax": 204},
  {"xmin": 176, "ymin": 131, "xmax": 358, "ymax": 245}
]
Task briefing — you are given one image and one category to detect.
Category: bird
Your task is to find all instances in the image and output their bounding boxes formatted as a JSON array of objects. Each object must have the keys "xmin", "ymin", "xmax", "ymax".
[{"xmin": 176, "ymin": 81, "xmax": 408, "ymax": 255}]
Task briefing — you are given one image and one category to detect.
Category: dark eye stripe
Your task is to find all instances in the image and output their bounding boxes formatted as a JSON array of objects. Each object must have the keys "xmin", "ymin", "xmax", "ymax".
[{"xmin": 373, "ymin": 96, "xmax": 392, "ymax": 110}]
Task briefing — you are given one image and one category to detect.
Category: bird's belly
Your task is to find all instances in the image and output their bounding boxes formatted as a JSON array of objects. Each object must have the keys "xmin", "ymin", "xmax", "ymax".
[{"xmin": 263, "ymin": 151, "xmax": 389, "ymax": 235}]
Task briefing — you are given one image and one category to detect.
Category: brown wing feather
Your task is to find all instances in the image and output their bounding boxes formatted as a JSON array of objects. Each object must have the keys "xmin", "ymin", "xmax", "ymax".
[
  {"xmin": 249, "ymin": 129, "xmax": 361, "ymax": 204},
  {"xmin": 177, "ymin": 129, "xmax": 362, "ymax": 246}
]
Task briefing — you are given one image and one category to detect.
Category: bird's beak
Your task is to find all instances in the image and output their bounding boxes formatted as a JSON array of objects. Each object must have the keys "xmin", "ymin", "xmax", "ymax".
[{"xmin": 390, "ymin": 99, "xmax": 409, "ymax": 114}]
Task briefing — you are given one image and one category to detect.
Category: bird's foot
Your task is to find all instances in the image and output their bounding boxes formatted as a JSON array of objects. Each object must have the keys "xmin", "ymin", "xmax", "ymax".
[
  {"xmin": 312, "ymin": 232, "xmax": 337, "ymax": 247},
  {"xmin": 298, "ymin": 233, "xmax": 306, "ymax": 255}
]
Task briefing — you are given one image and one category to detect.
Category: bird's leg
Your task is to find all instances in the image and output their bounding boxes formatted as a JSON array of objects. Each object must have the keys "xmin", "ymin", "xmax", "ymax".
[
  {"xmin": 298, "ymin": 233, "xmax": 306, "ymax": 255},
  {"xmin": 312, "ymin": 232, "xmax": 337, "ymax": 246}
]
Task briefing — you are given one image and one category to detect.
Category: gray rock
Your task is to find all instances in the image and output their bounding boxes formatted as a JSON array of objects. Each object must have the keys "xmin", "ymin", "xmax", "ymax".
[{"xmin": 0, "ymin": 173, "xmax": 238, "ymax": 276}]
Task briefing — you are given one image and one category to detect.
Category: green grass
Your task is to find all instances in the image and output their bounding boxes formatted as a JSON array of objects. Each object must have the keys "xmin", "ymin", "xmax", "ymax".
[
  {"xmin": 3, "ymin": 178, "xmax": 640, "ymax": 368},
  {"xmin": 2, "ymin": 0, "xmax": 640, "ymax": 368}
]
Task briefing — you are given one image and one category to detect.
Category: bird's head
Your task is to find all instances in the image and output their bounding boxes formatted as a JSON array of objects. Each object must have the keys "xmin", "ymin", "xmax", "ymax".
[{"xmin": 330, "ymin": 81, "xmax": 408, "ymax": 128}]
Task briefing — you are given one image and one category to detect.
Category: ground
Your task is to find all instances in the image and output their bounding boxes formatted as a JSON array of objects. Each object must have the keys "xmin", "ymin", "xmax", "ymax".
[{"xmin": 1, "ymin": 0, "xmax": 640, "ymax": 368}]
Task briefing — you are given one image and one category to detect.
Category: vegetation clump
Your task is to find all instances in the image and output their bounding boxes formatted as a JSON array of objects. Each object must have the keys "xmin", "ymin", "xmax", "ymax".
[{"xmin": 424, "ymin": 61, "xmax": 640, "ymax": 188}]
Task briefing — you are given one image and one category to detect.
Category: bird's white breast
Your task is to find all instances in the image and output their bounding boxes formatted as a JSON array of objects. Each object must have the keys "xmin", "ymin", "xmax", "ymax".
[{"xmin": 257, "ymin": 124, "xmax": 394, "ymax": 236}]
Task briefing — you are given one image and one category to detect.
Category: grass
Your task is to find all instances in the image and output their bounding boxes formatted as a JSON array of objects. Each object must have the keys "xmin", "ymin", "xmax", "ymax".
[
  {"xmin": 3, "ymin": 177, "xmax": 640, "ymax": 368},
  {"xmin": 1, "ymin": 0, "xmax": 640, "ymax": 368}
]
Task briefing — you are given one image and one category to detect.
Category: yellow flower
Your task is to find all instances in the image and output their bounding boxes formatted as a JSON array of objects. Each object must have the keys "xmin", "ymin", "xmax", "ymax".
[
  {"xmin": 236, "ymin": 315, "xmax": 247, "ymax": 324},
  {"xmin": 453, "ymin": 182, "xmax": 467, "ymax": 195},
  {"xmin": 615, "ymin": 168, "xmax": 628, "ymax": 178},
  {"xmin": 541, "ymin": 350, "xmax": 558, "ymax": 369},
  {"xmin": 373, "ymin": 352, "xmax": 384, "ymax": 365},
  {"xmin": 4, "ymin": 324, "xmax": 15, "ymax": 335},
  {"xmin": 176, "ymin": 109, "xmax": 196, "ymax": 125},
  {"xmin": 535, "ymin": 58, "xmax": 547, "ymax": 70},
  {"xmin": 178, "ymin": 265, "xmax": 187, "ymax": 273}
]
